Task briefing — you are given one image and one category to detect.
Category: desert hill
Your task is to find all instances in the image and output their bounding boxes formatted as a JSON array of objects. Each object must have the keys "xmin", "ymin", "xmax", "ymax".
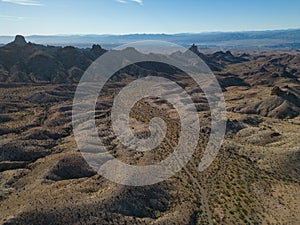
[
  {"xmin": 0, "ymin": 36, "xmax": 300, "ymax": 224},
  {"xmin": 0, "ymin": 36, "xmax": 107, "ymax": 83}
]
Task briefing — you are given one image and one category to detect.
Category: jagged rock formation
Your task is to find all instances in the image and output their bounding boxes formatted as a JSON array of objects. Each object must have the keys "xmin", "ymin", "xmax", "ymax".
[
  {"xmin": 0, "ymin": 35, "xmax": 107, "ymax": 83},
  {"xmin": 189, "ymin": 44, "xmax": 249, "ymax": 71},
  {"xmin": 0, "ymin": 39, "xmax": 252, "ymax": 83}
]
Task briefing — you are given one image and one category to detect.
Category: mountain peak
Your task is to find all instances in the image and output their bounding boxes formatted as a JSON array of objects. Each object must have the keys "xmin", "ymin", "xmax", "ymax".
[
  {"xmin": 92, "ymin": 44, "xmax": 102, "ymax": 51},
  {"xmin": 189, "ymin": 43, "xmax": 199, "ymax": 53},
  {"xmin": 13, "ymin": 35, "xmax": 27, "ymax": 46}
]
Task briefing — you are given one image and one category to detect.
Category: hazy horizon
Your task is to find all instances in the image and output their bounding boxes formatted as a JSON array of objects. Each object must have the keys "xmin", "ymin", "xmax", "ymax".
[{"xmin": 0, "ymin": 27, "xmax": 299, "ymax": 37}]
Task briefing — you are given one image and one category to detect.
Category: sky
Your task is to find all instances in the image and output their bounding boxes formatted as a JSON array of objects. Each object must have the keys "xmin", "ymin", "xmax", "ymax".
[{"xmin": 0, "ymin": 0, "xmax": 300, "ymax": 35}]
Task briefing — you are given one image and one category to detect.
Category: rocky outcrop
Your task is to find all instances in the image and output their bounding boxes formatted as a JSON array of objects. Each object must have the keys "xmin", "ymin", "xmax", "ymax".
[
  {"xmin": 189, "ymin": 44, "xmax": 249, "ymax": 71},
  {"xmin": 238, "ymin": 86, "xmax": 300, "ymax": 119},
  {"xmin": 0, "ymin": 35, "xmax": 107, "ymax": 83},
  {"xmin": 10, "ymin": 35, "xmax": 27, "ymax": 46}
]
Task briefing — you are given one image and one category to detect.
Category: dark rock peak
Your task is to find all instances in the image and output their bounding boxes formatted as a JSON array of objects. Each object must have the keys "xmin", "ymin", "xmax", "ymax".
[
  {"xmin": 13, "ymin": 35, "xmax": 27, "ymax": 46},
  {"xmin": 62, "ymin": 46, "xmax": 76, "ymax": 50},
  {"xmin": 92, "ymin": 44, "xmax": 103, "ymax": 51},
  {"xmin": 189, "ymin": 43, "xmax": 198, "ymax": 53},
  {"xmin": 225, "ymin": 50, "xmax": 233, "ymax": 56},
  {"xmin": 91, "ymin": 44, "xmax": 106, "ymax": 55},
  {"xmin": 188, "ymin": 43, "xmax": 207, "ymax": 60},
  {"xmin": 213, "ymin": 51, "xmax": 225, "ymax": 56},
  {"xmin": 214, "ymin": 50, "xmax": 233, "ymax": 57},
  {"xmin": 240, "ymin": 53, "xmax": 250, "ymax": 58}
]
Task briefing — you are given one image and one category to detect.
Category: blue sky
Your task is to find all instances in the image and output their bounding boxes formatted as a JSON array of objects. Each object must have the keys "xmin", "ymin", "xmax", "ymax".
[{"xmin": 0, "ymin": 0, "xmax": 300, "ymax": 35}]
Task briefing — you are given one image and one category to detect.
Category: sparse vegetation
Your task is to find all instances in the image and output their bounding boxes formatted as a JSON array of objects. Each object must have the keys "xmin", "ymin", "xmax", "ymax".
[{"xmin": 0, "ymin": 39, "xmax": 300, "ymax": 224}]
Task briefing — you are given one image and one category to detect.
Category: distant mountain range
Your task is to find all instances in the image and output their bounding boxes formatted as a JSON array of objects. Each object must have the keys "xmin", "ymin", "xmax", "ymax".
[{"xmin": 1, "ymin": 29, "xmax": 300, "ymax": 49}]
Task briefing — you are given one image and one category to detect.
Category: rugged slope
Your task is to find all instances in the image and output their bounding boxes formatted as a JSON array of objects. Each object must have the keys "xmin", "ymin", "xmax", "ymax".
[
  {"xmin": 0, "ymin": 39, "xmax": 300, "ymax": 224},
  {"xmin": 0, "ymin": 36, "xmax": 107, "ymax": 83}
]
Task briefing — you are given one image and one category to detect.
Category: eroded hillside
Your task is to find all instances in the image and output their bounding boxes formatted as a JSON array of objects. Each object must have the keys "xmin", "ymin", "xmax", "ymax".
[{"xmin": 0, "ymin": 37, "xmax": 299, "ymax": 224}]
